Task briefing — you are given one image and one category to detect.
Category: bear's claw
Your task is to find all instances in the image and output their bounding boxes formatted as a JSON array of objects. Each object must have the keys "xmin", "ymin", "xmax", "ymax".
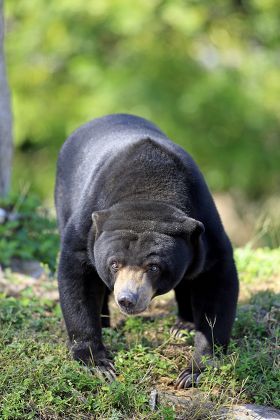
[
  {"xmin": 93, "ymin": 359, "xmax": 116, "ymax": 382},
  {"xmin": 175, "ymin": 370, "xmax": 202, "ymax": 389},
  {"xmin": 170, "ymin": 320, "xmax": 195, "ymax": 338}
]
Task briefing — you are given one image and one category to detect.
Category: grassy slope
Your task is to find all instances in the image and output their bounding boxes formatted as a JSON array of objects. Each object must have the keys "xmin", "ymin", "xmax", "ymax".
[{"xmin": 0, "ymin": 247, "xmax": 280, "ymax": 419}]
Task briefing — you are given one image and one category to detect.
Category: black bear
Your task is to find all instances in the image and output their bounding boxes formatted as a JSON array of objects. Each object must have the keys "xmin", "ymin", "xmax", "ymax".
[{"xmin": 55, "ymin": 114, "xmax": 239, "ymax": 388}]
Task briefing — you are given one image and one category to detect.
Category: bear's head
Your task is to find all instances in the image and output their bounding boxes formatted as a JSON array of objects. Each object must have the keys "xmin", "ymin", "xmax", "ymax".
[{"xmin": 89, "ymin": 201, "xmax": 205, "ymax": 315}]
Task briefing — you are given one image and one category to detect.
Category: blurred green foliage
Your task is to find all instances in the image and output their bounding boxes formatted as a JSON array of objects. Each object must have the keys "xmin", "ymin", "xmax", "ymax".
[
  {"xmin": 0, "ymin": 193, "xmax": 59, "ymax": 271},
  {"xmin": 5, "ymin": 0, "xmax": 280, "ymax": 200}
]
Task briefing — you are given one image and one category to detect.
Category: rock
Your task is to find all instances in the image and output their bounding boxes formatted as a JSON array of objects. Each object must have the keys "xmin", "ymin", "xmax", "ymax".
[
  {"xmin": 0, "ymin": 207, "xmax": 7, "ymax": 223},
  {"xmin": 10, "ymin": 258, "xmax": 45, "ymax": 279},
  {"xmin": 150, "ymin": 389, "xmax": 280, "ymax": 419},
  {"xmin": 231, "ymin": 404, "xmax": 280, "ymax": 419},
  {"xmin": 0, "ymin": 208, "xmax": 20, "ymax": 223},
  {"xmin": 150, "ymin": 388, "xmax": 221, "ymax": 417}
]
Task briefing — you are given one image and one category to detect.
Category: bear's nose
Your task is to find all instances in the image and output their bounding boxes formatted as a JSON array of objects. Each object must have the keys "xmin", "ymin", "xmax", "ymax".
[{"xmin": 118, "ymin": 292, "xmax": 137, "ymax": 310}]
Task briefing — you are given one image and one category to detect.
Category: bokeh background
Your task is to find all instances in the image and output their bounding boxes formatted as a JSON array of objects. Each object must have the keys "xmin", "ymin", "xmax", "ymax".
[{"xmin": 4, "ymin": 0, "xmax": 280, "ymax": 246}]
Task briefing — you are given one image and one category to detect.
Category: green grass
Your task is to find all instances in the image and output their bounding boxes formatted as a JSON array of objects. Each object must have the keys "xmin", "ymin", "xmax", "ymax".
[{"xmin": 0, "ymin": 247, "xmax": 280, "ymax": 419}]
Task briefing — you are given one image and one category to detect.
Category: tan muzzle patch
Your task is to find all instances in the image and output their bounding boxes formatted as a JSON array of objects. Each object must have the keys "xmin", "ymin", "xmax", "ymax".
[{"xmin": 114, "ymin": 266, "xmax": 154, "ymax": 314}]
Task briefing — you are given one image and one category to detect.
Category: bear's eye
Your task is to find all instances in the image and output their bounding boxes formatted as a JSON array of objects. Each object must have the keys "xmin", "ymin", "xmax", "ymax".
[
  {"xmin": 148, "ymin": 264, "xmax": 160, "ymax": 273},
  {"xmin": 110, "ymin": 261, "xmax": 119, "ymax": 272}
]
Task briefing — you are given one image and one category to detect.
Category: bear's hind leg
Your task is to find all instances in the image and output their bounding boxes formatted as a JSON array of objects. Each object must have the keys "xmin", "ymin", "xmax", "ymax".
[{"xmin": 175, "ymin": 258, "xmax": 238, "ymax": 389}]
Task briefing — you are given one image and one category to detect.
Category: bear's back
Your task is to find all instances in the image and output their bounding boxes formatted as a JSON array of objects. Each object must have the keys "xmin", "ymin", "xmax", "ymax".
[{"xmin": 55, "ymin": 114, "xmax": 192, "ymax": 225}]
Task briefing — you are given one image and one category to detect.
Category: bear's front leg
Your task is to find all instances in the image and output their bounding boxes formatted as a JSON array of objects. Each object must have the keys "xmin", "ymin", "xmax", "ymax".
[
  {"xmin": 175, "ymin": 258, "xmax": 238, "ymax": 389},
  {"xmin": 171, "ymin": 281, "xmax": 195, "ymax": 338},
  {"xmin": 58, "ymin": 245, "xmax": 116, "ymax": 382}
]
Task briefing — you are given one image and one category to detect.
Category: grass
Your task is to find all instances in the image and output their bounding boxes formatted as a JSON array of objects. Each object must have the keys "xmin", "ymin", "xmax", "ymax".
[{"xmin": 0, "ymin": 247, "xmax": 280, "ymax": 419}]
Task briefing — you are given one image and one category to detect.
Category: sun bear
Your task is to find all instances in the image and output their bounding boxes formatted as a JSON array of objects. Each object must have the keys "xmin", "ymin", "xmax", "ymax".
[{"xmin": 55, "ymin": 114, "xmax": 238, "ymax": 388}]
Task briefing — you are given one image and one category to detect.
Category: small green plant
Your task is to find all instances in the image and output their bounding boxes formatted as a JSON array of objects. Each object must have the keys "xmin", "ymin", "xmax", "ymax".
[
  {"xmin": 0, "ymin": 192, "xmax": 59, "ymax": 272},
  {"xmin": 0, "ymin": 247, "xmax": 279, "ymax": 418}
]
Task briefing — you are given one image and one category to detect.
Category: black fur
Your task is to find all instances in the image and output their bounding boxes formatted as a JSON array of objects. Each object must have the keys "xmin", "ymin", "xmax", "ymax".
[{"xmin": 55, "ymin": 114, "xmax": 238, "ymax": 387}]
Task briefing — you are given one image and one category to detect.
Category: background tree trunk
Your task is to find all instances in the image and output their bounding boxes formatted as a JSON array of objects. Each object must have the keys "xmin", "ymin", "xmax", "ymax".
[{"xmin": 0, "ymin": 0, "xmax": 12, "ymax": 197}]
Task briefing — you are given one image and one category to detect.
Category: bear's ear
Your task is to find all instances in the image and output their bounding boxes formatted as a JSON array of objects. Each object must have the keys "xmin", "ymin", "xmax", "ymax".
[
  {"xmin": 183, "ymin": 217, "xmax": 205, "ymax": 279},
  {"xmin": 183, "ymin": 217, "xmax": 204, "ymax": 239},
  {"xmin": 92, "ymin": 210, "xmax": 110, "ymax": 237}
]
